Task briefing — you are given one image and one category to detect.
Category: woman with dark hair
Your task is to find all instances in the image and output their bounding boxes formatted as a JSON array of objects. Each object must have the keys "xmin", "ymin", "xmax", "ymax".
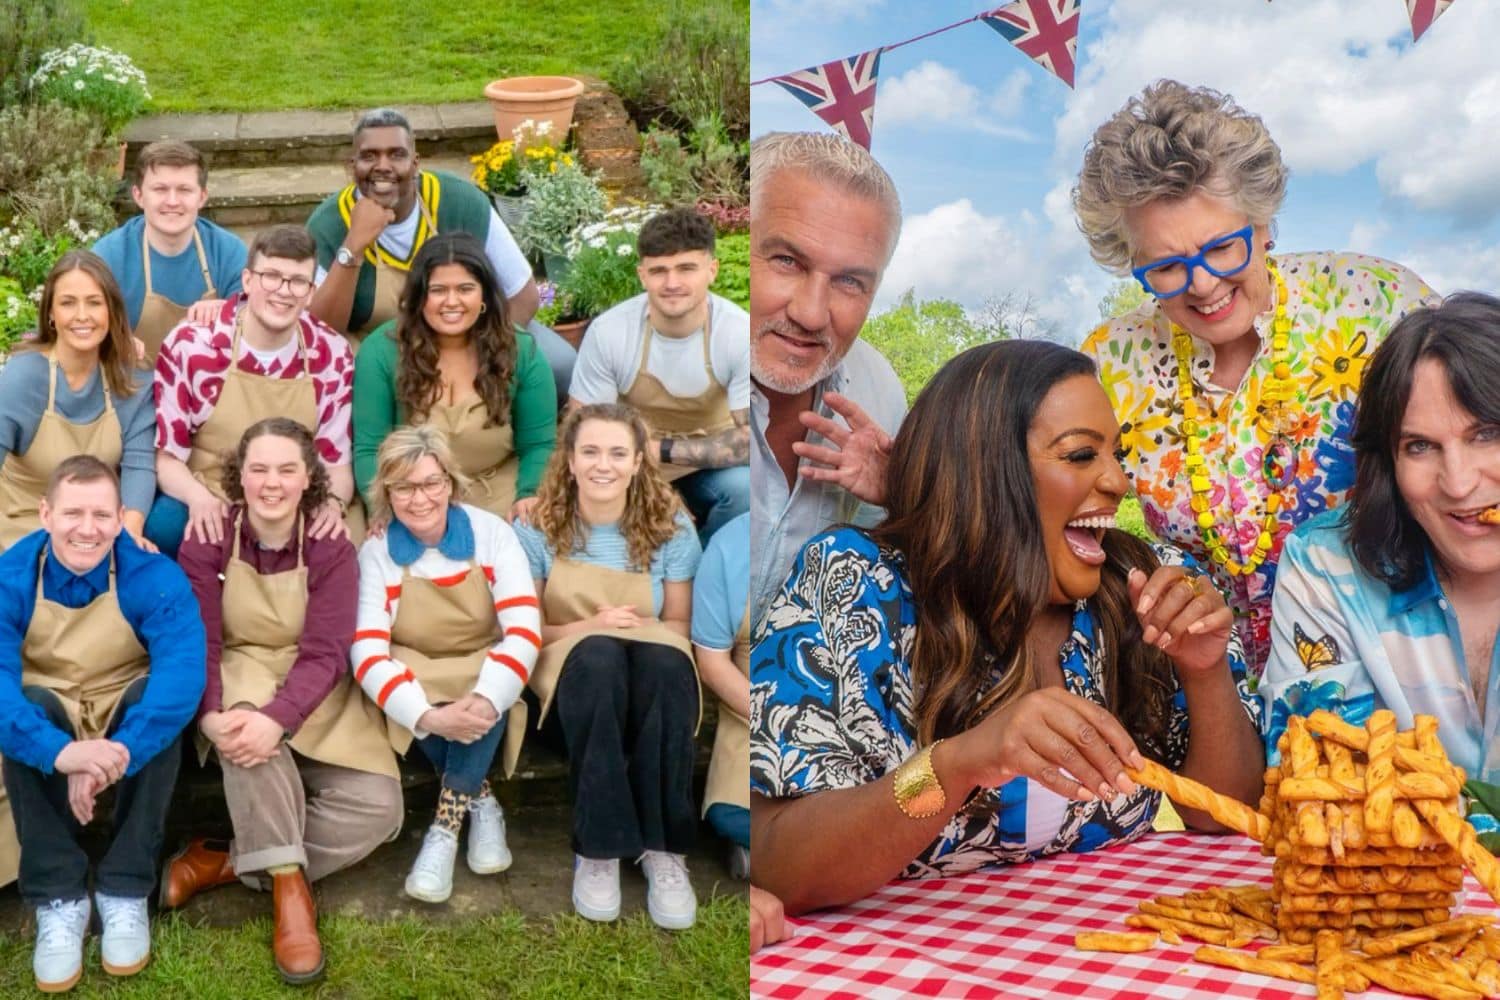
[
  {"xmin": 750, "ymin": 340, "xmax": 1265, "ymax": 915},
  {"xmin": 168, "ymin": 417, "xmax": 400, "ymax": 985},
  {"xmin": 0, "ymin": 250, "xmax": 154, "ymax": 550},
  {"xmin": 1261, "ymin": 292, "xmax": 1500, "ymax": 788},
  {"xmin": 352, "ymin": 230, "xmax": 556, "ymax": 521}
]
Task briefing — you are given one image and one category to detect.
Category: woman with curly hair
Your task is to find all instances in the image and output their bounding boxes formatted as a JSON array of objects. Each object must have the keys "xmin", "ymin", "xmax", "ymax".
[
  {"xmin": 751, "ymin": 340, "xmax": 1265, "ymax": 916},
  {"xmin": 352, "ymin": 230, "xmax": 556, "ymax": 521},
  {"xmin": 515, "ymin": 402, "xmax": 703, "ymax": 929},
  {"xmin": 351, "ymin": 424, "xmax": 539, "ymax": 905},
  {"xmin": 168, "ymin": 417, "xmax": 400, "ymax": 985}
]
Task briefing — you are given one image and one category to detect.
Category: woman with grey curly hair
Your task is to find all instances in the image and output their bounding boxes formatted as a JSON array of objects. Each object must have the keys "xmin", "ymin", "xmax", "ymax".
[{"xmin": 1073, "ymin": 80, "xmax": 1438, "ymax": 675}]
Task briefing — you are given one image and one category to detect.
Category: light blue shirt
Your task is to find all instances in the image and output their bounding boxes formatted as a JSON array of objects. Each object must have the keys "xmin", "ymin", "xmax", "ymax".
[
  {"xmin": 750, "ymin": 338, "xmax": 905, "ymax": 633},
  {"xmin": 93, "ymin": 216, "xmax": 246, "ymax": 328},
  {"xmin": 1262, "ymin": 508, "xmax": 1500, "ymax": 783},
  {"xmin": 515, "ymin": 512, "xmax": 701, "ymax": 616},
  {"xmin": 692, "ymin": 512, "xmax": 749, "ymax": 650}
]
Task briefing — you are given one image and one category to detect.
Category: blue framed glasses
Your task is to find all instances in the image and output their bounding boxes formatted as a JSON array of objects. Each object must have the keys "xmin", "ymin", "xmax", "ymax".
[{"xmin": 1131, "ymin": 225, "xmax": 1254, "ymax": 299}]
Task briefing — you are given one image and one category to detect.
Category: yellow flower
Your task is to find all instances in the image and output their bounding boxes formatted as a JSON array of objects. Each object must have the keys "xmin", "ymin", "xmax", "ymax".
[
  {"xmin": 1098, "ymin": 360, "xmax": 1170, "ymax": 458},
  {"xmin": 1306, "ymin": 317, "xmax": 1368, "ymax": 402}
]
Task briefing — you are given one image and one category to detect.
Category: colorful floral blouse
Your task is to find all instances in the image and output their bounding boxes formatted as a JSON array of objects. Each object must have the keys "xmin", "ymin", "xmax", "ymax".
[
  {"xmin": 1082, "ymin": 252, "xmax": 1436, "ymax": 679},
  {"xmin": 749, "ymin": 526, "xmax": 1260, "ymax": 879}
]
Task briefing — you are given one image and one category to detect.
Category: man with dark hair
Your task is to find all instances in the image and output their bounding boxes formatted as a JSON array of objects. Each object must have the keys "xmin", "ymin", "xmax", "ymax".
[
  {"xmin": 564, "ymin": 206, "xmax": 749, "ymax": 541},
  {"xmin": 305, "ymin": 108, "xmax": 573, "ymax": 397},
  {"xmin": 148, "ymin": 225, "xmax": 355, "ymax": 557},
  {"xmin": 93, "ymin": 140, "xmax": 247, "ymax": 363},
  {"xmin": 0, "ymin": 455, "xmax": 204, "ymax": 991}
]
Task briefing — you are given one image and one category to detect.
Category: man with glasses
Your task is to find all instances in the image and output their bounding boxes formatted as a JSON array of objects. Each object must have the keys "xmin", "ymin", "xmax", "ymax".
[{"xmin": 148, "ymin": 225, "xmax": 356, "ymax": 557}]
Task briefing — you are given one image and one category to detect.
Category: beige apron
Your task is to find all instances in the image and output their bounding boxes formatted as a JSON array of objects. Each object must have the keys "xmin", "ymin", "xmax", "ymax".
[
  {"xmin": 0, "ymin": 358, "xmax": 123, "ymax": 548},
  {"xmin": 422, "ymin": 395, "xmax": 518, "ymax": 517},
  {"xmin": 136, "ymin": 228, "xmax": 216, "ymax": 364},
  {"xmin": 386, "ymin": 559, "xmax": 527, "ymax": 768},
  {"xmin": 515, "ymin": 554, "xmax": 699, "ymax": 775},
  {"xmin": 702, "ymin": 604, "xmax": 750, "ymax": 813},
  {"xmin": 621, "ymin": 304, "xmax": 735, "ymax": 484},
  {"xmin": 205, "ymin": 513, "xmax": 397, "ymax": 780},
  {"xmin": 350, "ymin": 199, "xmax": 439, "ymax": 341}
]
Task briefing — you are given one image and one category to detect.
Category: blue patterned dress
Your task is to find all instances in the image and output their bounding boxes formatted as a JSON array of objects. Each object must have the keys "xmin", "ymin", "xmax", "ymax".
[{"xmin": 750, "ymin": 526, "xmax": 1261, "ymax": 879}]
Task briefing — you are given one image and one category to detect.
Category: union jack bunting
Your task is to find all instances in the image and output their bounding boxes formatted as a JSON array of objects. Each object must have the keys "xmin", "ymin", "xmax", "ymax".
[
  {"xmin": 981, "ymin": 0, "xmax": 1082, "ymax": 88},
  {"xmin": 769, "ymin": 49, "xmax": 883, "ymax": 150},
  {"xmin": 1406, "ymin": 0, "xmax": 1456, "ymax": 40}
]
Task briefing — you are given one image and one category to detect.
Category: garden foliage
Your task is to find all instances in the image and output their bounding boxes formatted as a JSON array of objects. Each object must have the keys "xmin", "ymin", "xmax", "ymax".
[{"xmin": 612, "ymin": 0, "xmax": 748, "ymax": 139}]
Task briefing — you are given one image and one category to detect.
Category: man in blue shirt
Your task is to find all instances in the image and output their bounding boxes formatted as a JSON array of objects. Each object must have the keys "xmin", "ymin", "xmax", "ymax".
[
  {"xmin": 0, "ymin": 456, "xmax": 204, "ymax": 992},
  {"xmin": 93, "ymin": 140, "xmax": 247, "ymax": 363}
]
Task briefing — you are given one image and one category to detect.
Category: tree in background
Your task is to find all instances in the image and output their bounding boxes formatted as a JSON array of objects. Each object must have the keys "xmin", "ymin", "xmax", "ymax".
[
  {"xmin": 1098, "ymin": 278, "xmax": 1150, "ymax": 321},
  {"xmin": 861, "ymin": 290, "xmax": 1028, "ymax": 404}
]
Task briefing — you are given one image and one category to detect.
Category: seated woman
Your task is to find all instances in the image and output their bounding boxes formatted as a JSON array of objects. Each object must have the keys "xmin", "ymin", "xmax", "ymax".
[
  {"xmin": 751, "ymin": 340, "xmax": 1265, "ymax": 915},
  {"xmin": 514, "ymin": 403, "xmax": 702, "ymax": 929},
  {"xmin": 169, "ymin": 417, "xmax": 401, "ymax": 985},
  {"xmin": 693, "ymin": 511, "xmax": 751, "ymax": 878},
  {"xmin": 353, "ymin": 230, "xmax": 556, "ymax": 521},
  {"xmin": 0, "ymin": 250, "xmax": 154, "ymax": 551},
  {"xmin": 352, "ymin": 425, "xmax": 539, "ymax": 904},
  {"xmin": 1262, "ymin": 293, "xmax": 1500, "ymax": 791}
]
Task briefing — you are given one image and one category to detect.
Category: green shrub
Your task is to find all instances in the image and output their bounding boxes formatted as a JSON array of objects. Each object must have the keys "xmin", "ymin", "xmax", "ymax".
[
  {"xmin": 516, "ymin": 160, "xmax": 607, "ymax": 257},
  {"xmin": 0, "ymin": 0, "xmax": 88, "ymax": 108},
  {"xmin": 711, "ymin": 232, "xmax": 748, "ymax": 311},
  {"xmin": 0, "ymin": 275, "xmax": 38, "ymax": 354},
  {"xmin": 640, "ymin": 128, "xmax": 698, "ymax": 205},
  {"xmin": 639, "ymin": 115, "xmax": 747, "ymax": 213},
  {"xmin": 612, "ymin": 0, "xmax": 748, "ymax": 138},
  {"xmin": 0, "ymin": 101, "xmax": 115, "ymax": 235},
  {"xmin": 558, "ymin": 227, "xmax": 643, "ymax": 320},
  {"xmin": 30, "ymin": 44, "xmax": 150, "ymax": 134}
]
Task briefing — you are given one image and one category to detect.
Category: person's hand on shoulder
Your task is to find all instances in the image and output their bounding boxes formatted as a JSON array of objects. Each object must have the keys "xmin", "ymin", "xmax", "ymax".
[
  {"xmin": 308, "ymin": 496, "xmax": 350, "ymax": 541},
  {"xmin": 185, "ymin": 486, "xmax": 229, "ymax": 546},
  {"xmin": 185, "ymin": 299, "xmax": 227, "ymax": 325}
]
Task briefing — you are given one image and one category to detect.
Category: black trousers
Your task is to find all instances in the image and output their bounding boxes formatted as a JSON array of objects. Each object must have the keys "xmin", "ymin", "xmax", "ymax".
[
  {"xmin": 3, "ymin": 677, "xmax": 182, "ymax": 905},
  {"xmin": 554, "ymin": 636, "xmax": 699, "ymax": 859}
]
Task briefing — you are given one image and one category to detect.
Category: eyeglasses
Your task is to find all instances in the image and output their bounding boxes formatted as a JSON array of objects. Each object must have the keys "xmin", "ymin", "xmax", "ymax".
[
  {"xmin": 1131, "ymin": 225, "xmax": 1254, "ymax": 299},
  {"xmin": 387, "ymin": 475, "xmax": 451, "ymax": 502},
  {"xmin": 250, "ymin": 270, "xmax": 314, "ymax": 296}
]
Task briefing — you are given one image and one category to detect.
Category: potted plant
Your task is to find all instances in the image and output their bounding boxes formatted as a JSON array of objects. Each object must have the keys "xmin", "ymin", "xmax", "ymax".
[
  {"xmin": 482, "ymin": 76, "xmax": 585, "ymax": 144},
  {"xmin": 470, "ymin": 120, "xmax": 575, "ymax": 234},
  {"xmin": 515, "ymin": 159, "xmax": 607, "ymax": 272},
  {"xmin": 30, "ymin": 44, "xmax": 150, "ymax": 174},
  {"xmin": 538, "ymin": 204, "xmax": 665, "ymax": 347}
]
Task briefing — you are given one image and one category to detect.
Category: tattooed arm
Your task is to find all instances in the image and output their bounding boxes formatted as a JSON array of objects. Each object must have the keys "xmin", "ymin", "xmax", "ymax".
[{"xmin": 658, "ymin": 409, "xmax": 749, "ymax": 469}]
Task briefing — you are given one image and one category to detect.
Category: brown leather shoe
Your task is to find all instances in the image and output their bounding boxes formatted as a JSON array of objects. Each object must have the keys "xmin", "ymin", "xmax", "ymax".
[
  {"xmin": 272, "ymin": 869, "xmax": 324, "ymax": 985},
  {"xmin": 159, "ymin": 838, "xmax": 237, "ymax": 909}
]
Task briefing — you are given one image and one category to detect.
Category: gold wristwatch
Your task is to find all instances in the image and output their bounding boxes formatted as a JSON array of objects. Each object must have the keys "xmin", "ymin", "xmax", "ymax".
[{"xmin": 892, "ymin": 738, "xmax": 946, "ymax": 819}]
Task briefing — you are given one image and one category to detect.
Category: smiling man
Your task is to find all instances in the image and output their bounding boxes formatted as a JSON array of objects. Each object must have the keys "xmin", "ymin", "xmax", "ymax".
[
  {"xmin": 565, "ymin": 207, "xmax": 749, "ymax": 542},
  {"xmin": 0, "ymin": 457, "xmax": 204, "ymax": 992},
  {"xmin": 93, "ymin": 141, "xmax": 247, "ymax": 363},
  {"xmin": 147, "ymin": 226, "xmax": 355, "ymax": 557},
  {"xmin": 747, "ymin": 132, "xmax": 907, "ymax": 628}
]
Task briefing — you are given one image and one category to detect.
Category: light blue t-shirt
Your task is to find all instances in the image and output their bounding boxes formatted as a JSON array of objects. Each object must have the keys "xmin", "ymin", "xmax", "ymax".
[
  {"xmin": 692, "ymin": 512, "xmax": 748, "ymax": 650},
  {"xmin": 93, "ymin": 216, "xmax": 247, "ymax": 328},
  {"xmin": 515, "ymin": 512, "xmax": 701, "ymax": 616}
]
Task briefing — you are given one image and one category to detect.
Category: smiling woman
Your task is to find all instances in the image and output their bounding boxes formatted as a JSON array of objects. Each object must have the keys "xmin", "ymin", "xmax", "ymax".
[{"xmin": 749, "ymin": 339, "xmax": 1266, "ymax": 916}]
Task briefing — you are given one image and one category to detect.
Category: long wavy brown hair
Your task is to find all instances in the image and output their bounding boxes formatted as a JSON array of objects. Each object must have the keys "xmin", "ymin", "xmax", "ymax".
[
  {"xmin": 222, "ymin": 417, "xmax": 331, "ymax": 517},
  {"xmin": 870, "ymin": 340, "xmax": 1178, "ymax": 763},
  {"xmin": 30, "ymin": 250, "xmax": 143, "ymax": 398},
  {"xmin": 393, "ymin": 231, "xmax": 515, "ymax": 428},
  {"xmin": 535, "ymin": 403, "xmax": 684, "ymax": 571}
]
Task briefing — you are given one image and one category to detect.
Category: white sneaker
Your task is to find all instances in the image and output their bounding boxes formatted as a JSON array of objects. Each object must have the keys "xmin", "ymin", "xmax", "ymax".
[
  {"xmin": 571, "ymin": 855, "xmax": 620, "ymax": 922},
  {"xmin": 33, "ymin": 897, "xmax": 89, "ymax": 992},
  {"xmin": 466, "ymin": 795, "xmax": 512, "ymax": 875},
  {"xmin": 639, "ymin": 850, "xmax": 697, "ymax": 930},
  {"xmin": 405, "ymin": 826, "xmax": 459, "ymax": 904},
  {"xmin": 96, "ymin": 893, "xmax": 150, "ymax": 976}
]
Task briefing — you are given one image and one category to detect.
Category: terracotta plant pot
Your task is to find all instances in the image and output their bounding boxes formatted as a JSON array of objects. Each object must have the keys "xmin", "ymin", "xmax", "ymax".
[
  {"xmin": 549, "ymin": 317, "xmax": 590, "ymax": 351},
  {"xmin": 482, "ymin": 76, "xmax": 585, "ymax": 143}
]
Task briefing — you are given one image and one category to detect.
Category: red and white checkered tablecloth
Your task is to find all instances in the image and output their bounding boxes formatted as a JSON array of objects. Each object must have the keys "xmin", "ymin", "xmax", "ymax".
[{"xmin": 751, "ymin": 831, "xmax": 1500, "ymax": 1000}]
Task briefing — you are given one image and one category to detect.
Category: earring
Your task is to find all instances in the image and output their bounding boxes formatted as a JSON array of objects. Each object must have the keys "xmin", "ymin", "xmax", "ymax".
[
  {"xmin": 478, "ymin": 303, "xmax": 487, "ymax": 315},
  {"xmin": 1264, "ymin": 239, "xmax": 1275, "ymax": 252}
]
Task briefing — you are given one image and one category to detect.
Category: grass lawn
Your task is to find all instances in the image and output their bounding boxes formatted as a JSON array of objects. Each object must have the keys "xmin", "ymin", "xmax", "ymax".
[
  {"xmin": 81, "ymin": 0, "xmax": 680, "ymax": 113},
  {"xmin": 0, "ymin": 896, "xmax": 747, "ymax": 998}
]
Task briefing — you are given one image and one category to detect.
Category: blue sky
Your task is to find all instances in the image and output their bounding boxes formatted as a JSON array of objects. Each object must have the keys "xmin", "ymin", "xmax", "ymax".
[{"xmin": 751, "ymin": 0, "xmax": 1500, "ymax": 341}]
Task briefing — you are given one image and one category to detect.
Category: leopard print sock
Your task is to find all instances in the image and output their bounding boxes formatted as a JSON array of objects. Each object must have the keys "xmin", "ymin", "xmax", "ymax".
[
  {"xmin": 435, "ymin": 786, "xmax": 470, "ymax": 834},
  {"xmin": 475, "ymin": 779, "xmax": 493, "ymax": 802}
]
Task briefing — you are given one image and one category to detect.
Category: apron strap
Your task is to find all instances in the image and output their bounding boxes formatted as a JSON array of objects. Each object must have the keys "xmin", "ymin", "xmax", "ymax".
[
  {"xmin": 143, "ymin": 227, "xmax": 217, "ymax": 300},
  {"xmin": 231, "ymin": 305, "xmax": 311, "ymax": 378}
]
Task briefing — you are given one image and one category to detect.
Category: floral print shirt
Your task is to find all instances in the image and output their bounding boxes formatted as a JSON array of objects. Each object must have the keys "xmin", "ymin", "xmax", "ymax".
[
  {"xmin": 749, "ymin": 526, "xmax": 1261, "ymax": 879},
  {"xmin": 1082, "ymin": 252, "xmax": 1436, "ymax": 679}
]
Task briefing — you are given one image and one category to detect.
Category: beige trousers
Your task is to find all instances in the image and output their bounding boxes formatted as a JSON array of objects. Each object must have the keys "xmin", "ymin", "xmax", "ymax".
[{"xmin": 221, "ymin": 748, "xmax": 402, "ymax": 885}]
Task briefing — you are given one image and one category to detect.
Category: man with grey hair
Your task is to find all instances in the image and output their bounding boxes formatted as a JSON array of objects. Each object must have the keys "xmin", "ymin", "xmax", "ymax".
[
  {"xmin": 305, "ymin": 108, "xmax": 574, "ymax": 398},
  {"xmin": 749, "ymin": 131, "xmax": 907, "ymax": 629}
]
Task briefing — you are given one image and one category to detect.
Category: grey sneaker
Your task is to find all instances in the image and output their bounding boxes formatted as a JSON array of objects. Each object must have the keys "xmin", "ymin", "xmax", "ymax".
[
  {"xmin": 571, "ymin": 855, "xmax": 620, "ymax": 922},
  {"xmin": 95, "ymin": 893, "xmax": 150, "ymax": 976},
  {"xmin": 466, "ymin": 795, "xmax": 513, "ymax": 874},
  {"xmin": 639, "ymin": 850, "xmax": 697, "ymax": 930},
  {"xmin": 33, "ymin": 897, "xmax": 90, "ymax": 992}
]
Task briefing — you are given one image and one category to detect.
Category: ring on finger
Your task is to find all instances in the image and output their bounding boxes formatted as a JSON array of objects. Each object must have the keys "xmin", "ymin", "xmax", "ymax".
[{"xmin": 1179, "ymin": 575, "xmax": 1203, "ymax": 598}]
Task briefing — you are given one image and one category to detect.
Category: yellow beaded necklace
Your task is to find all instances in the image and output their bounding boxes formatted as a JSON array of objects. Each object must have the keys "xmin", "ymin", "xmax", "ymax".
[{"xmin": 1170, "ymin": 256, "xmax": 1295, "ymax": 577}]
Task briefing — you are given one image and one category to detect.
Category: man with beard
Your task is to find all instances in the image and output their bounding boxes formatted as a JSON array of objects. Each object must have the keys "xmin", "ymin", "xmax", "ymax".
[
  {"xmin": 305, "ymin": 108, "xmax": 573, "ymax": 398},
  {"xmin": 748, "ymin": 132, "xmax": 906, "ymax": 629}
]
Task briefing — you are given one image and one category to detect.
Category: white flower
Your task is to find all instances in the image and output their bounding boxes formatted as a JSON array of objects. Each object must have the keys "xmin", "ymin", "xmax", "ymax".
[
  {"xmin": 615, "ymin": 244, "xmax": 633, "ymax": 257},
  {"xmin": 73, "ymin": 80, "xmax": 85, "ymax": 91},
  {"xmin": 63, "ymin": 56, "xmax": 77, "ymax": 68}
]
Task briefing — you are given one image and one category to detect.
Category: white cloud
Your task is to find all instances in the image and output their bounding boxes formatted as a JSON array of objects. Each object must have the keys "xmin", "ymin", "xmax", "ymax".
[{"xmin": 878, "ymin": 61, "xmax": 1035, "ymax": 140}]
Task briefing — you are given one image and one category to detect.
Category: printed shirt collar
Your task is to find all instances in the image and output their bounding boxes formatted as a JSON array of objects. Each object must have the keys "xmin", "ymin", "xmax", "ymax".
[
  {"xmin": 1388, "ymin": 547, "xmax": 1445, "ymax": 616},
  {"xmin": 386, "ymin": 504, "xmax": 474, "ymax": 566}
]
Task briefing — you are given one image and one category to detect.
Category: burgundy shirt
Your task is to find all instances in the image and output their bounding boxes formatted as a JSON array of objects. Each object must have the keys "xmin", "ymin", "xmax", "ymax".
[{"xmin": 179, "ymin": 508, "xmax": 357, "ymax": 734}]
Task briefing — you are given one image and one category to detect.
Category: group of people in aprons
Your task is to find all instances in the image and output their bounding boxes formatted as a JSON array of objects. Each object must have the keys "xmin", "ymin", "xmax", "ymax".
[{"xmin": 0, "ymin": 133, "xmax": 750, "ymax": 992}]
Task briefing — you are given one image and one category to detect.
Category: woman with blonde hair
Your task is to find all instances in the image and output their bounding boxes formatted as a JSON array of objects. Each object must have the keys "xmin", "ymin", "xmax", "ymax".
[
  {"xmin": 0, "ymin": 250, "xmax": 154, "ymax": 551},
  {"xmin": 514, "ymin": 402, "xmax": 703, "ymax": 929},
  {"xmin": 1074, "ymin": 80, "xmax": 1437, "ymax": 673},
  {"xmin": 352, "ymin": 424, "xmax": 539, "ymax": 905}
]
